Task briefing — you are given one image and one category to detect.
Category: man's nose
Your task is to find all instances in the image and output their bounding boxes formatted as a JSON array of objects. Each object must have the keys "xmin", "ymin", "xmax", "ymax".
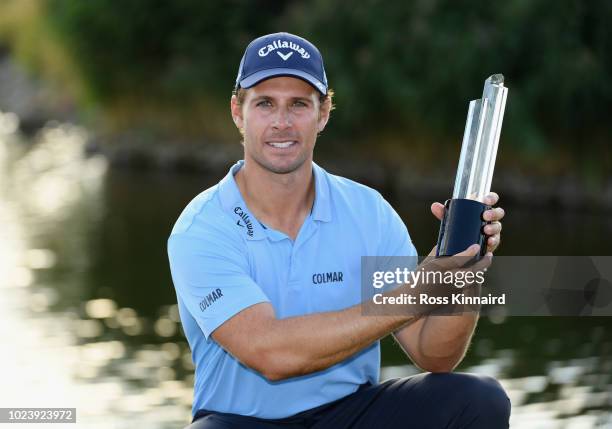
[{"xmin": 272, "ymin": 107, "xmax": 292, "ymax": 129}]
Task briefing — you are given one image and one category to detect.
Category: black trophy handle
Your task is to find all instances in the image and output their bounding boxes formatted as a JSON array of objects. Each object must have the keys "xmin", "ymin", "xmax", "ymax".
[{"xmin": 436, "ymin": 198, "xmax": 489, "ymax": 260}]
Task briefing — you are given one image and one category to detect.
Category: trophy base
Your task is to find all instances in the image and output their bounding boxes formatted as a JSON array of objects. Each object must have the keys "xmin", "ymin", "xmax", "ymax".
[{"xmin": 436, "ymin": 198, "xmax": 489, "ymax": 260}]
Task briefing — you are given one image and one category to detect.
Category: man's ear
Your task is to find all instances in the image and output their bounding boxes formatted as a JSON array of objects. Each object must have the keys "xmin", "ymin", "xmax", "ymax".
[
  {"xmin": 230, "ymin": 95, "xmax": 244, "ymax": 130},
  {"xmin": 317, "ymin": 97, "xmax": 331, "ymax": 133}
]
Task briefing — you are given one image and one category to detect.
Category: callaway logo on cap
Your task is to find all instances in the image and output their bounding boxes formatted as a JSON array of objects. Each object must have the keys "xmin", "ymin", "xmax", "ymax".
[{"xmin": 235, "ymin": 32, "xmax": 328, "ymax": 95}]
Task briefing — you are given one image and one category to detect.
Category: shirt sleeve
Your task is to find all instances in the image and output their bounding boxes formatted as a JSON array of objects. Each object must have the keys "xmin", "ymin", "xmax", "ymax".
[{"xmin": 167, "ymin": 227, "xmax": 270, "ymax": 340}]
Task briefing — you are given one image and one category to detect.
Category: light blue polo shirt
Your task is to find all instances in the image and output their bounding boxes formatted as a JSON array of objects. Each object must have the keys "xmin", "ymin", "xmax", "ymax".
[{"xmin": 167, "ymin": 160, "xmax": 417, "ymax": 419}]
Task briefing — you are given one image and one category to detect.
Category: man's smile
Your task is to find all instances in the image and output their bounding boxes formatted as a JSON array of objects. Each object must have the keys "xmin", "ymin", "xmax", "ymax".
[{"xmin": 266, "ymin": 140, "xmax": 298, "ymax": 149}]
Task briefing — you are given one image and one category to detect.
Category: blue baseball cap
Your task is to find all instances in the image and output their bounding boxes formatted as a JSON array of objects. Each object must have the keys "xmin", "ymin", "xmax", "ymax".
[{"xmin": 235, "ymin": 32, "xmax": 328, "ymax": 95}]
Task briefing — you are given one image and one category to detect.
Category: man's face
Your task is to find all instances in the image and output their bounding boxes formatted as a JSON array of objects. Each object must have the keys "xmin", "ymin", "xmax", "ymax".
[{"xmin": 231, "ymin": 77, "xmax": 330, "ymax": 175}]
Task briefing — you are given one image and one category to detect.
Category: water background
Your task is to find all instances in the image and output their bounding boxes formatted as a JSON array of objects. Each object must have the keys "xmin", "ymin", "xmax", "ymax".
[{"xmin": 1, "ymin": 123, "xmax": 611, "ymax": 428}]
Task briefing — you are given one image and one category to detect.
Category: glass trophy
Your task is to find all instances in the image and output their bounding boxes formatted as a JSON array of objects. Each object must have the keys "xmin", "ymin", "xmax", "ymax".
[{"xmin": 436, "ymin": 74, "xmax": 508, "ymax": 259}]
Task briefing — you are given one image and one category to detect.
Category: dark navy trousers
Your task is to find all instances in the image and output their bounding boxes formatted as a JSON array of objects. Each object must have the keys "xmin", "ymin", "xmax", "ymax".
[{"xmin": 187, "ymin": 372, "xmax": 511, "ymax": 429}]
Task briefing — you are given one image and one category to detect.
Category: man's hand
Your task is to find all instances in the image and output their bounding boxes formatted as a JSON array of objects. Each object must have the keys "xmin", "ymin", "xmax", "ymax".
[{"xmin": 430, "ymin": 192, "xmax": 505, "ymax": 254}]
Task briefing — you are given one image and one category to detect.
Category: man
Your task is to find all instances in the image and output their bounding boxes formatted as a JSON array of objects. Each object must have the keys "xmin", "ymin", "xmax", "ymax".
[{"xmin": 168, "ymin": 32, "xmax": 509, "ymax": 428}]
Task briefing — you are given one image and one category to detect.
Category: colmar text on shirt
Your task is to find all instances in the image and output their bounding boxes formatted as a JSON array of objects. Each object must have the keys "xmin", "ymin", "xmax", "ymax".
[
  {"xmin": 312, "ymin": 271, "xmax": 344, "ymax": 285},
  {"xmin": 199, "ymin": 288, "xmax": 224, "ymax": 312}
]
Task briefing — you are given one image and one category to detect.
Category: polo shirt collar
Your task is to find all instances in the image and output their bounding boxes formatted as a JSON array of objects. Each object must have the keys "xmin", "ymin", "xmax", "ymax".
[
  {"xmin": 311, "ymin": 162, "xmax": 332, "ymax": 222},
  {"xmin": 217, "ymin": 160, "xmax": 333, "ymax": 240}
]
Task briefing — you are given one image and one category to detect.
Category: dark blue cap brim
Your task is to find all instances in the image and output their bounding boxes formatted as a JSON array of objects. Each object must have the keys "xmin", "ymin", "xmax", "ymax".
[{"xmin": 238, "ymin": 68, "xmax": 327, "ymax": 95}]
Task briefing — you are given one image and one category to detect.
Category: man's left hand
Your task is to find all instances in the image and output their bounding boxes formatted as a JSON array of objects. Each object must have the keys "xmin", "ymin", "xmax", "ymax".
[{"xmin": 430, "ymin": 192, "xmax": 505, "ymax": 254}]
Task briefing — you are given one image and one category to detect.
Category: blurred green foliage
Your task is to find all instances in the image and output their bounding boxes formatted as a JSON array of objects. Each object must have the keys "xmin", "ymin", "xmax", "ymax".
[
  {"xmin": 44, "ymin": 0, "xmax": 291, "ymax": 102},
  {"xmin": 2, "ymin": 0, "xmax": 611, "ymax": 172}
]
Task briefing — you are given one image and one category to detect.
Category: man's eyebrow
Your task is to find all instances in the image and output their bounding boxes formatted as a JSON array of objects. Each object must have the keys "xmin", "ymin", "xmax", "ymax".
[{"xmin": 250, "ymin": 95, "xmax": 272, "ymax": 102}]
